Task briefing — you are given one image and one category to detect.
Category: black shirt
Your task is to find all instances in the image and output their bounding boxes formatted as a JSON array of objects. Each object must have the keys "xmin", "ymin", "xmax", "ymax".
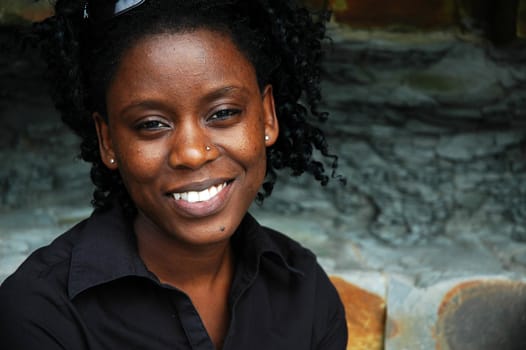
[{"xmin": 0, "ymin": 204, "xmax": 347, "ymax": 349}]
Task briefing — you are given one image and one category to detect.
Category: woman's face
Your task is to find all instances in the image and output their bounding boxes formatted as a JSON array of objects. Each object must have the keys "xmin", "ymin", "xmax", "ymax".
[{"xmin": 94, "ymin": 29, "xmax": 278, "ymax": 246}]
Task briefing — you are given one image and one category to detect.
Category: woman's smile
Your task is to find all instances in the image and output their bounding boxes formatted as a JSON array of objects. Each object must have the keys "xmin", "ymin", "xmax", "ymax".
[
  {"xmin": 94, "ymin": 29, "xmax": 279, "ymax": 246},
  {"xmin": 170, "ymin": 180, "xmax": 229, "ymax": 203},
  {"xmin": 167, "ymin": 179, "xmax": 234, "ymax": 218}
]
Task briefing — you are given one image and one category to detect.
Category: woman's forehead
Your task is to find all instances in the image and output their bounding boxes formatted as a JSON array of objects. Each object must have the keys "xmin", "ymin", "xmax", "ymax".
[
  {"xmin": 106, "ymin": 29, "xmax": 260, "ymax": 111},
  {"xmin": 117, "ymin": 30, "xmax": 256, "ymax": 79}
]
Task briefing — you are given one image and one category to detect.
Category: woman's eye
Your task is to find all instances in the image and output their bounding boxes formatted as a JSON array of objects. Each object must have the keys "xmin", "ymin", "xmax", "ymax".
[
  {"xmin": 208, "ymin": 109, "xmax": 241, "ymax": 122},
  {"xmin": 136, "ymin": 120, "xmax": 169, "ymax": 130}
]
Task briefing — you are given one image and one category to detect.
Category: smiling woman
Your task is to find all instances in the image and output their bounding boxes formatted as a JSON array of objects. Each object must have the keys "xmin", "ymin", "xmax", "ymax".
[
  {"xmin": 0, "ymin": 1, "xmax": 347, "ymax": 349},
  {"xmin": 96, "ymin": 30, "xmax": 277, "ymax": 249}
]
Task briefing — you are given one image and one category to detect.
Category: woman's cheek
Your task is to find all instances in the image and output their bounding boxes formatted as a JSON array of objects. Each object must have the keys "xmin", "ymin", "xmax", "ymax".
[{"xmin": 119, "ymin": 142, "xmax": 168, "ymax": 184}]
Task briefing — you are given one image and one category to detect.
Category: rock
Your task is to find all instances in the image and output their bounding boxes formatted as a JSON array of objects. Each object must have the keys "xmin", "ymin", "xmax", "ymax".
[
  {"xmin": 435, "ymin": 280, "xmax": 526, "ymax": 350},
  {"xmin": 435, "ymin": 131, "xmax": 524, "ymax": 162},
  {"xmin": 384, "ymin": 276, "xmax": 526, "ymax": 349},
  {"xmin": 330, "ymin": 273, "xmax": 387, "ymax": 350}
]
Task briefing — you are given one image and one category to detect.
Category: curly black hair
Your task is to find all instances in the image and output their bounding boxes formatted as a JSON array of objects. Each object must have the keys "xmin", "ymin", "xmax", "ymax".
[{"xmin": 34, "ymin": 0, "xmax": 343, "ymax": 216}]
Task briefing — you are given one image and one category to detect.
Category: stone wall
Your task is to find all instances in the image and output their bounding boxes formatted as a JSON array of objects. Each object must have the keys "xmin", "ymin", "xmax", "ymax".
[{"xmin": 259, "ymin": 27, "xmax": 526, "ymax": 247}]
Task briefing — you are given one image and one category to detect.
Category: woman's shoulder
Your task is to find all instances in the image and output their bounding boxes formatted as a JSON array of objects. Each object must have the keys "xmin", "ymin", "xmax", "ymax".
[
  {"xmin": 261, "ymin": 224, "xmax": 316, "ymax": 259},
  {"xmin": 0, "ymin": 219, "xmax": 92, "ymax": 349},
  {"xmin": 1, "ymin": 204, "xmax": 128, "ymax": 293},
  {"xmin": 239, "ymin": 215, "xmax": 348, "ymax": 347},
  {"xmin": 239, "ymin": 213, "xmax": 334, "ymax": 288},
  {"xmin": 241, "ymin": 213, "xmax": 318, "ymax": 267},
  {"xmin": 0, "ymin": 218, "xmax": 89, "ymax": 297}
]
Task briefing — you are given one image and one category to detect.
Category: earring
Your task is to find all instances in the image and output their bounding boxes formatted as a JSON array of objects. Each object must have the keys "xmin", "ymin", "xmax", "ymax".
[
  {"xmin": 265, "ymin": 135, "xmax": 270, "ymax": 142},
  {"xmin": 205, "ymin": 146, "xmax": 211, "ymax": 151},
  {"xmin": 109, "ymin": 158, "xmax": 116, "ymax": 164}
]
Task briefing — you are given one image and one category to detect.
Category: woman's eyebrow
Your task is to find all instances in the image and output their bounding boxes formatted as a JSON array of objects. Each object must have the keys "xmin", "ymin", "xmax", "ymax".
[
  {"xmin": 200, "ymin": 86, "xmax": 250, "ymax": 102},
  {"xmin": 117, "ymin": 100, "xmax": 168, "ymax": 115},
  {"xmin": 116, "ymin": 86, "xmax": 251, "ymax": 115}
]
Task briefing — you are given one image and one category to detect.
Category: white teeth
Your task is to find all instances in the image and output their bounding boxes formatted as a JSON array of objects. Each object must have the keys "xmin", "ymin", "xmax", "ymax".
[
  {"xmin": 198, "ymin": 189, "xmax": 210, "ymax": 202},
  {"xmin": 187, "ymin": 191, "xmax": 199, "ymax": 203},
  {"xmin": 209, "ymin": 186, "xmax": 217, "ymax": 197},
  {"xmin": 172, "ymin": 182, "xmax": 227, "ymax": 203}
]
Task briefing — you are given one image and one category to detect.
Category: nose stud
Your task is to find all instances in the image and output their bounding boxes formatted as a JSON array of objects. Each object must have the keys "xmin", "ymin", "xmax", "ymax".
[{"xmin": 205, "ymin": 146, "xmax": 211, "ymax": 151}]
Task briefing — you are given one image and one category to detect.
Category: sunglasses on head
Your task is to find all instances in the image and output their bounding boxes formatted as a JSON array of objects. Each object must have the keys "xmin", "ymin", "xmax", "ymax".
[{"xmin": 83, "ymin": 0, "xmax": 146, "ymax": 21}]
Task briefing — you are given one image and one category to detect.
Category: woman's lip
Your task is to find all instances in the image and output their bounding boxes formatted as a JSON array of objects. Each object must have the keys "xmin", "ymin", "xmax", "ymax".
[
  {"xmin": 167, "ymin": 180, "xmax": 234, "ymax": 218},
  {"xmin": 166, "ymin": 178, "xmax": 232, "ymax": 194},
  {"xmin": 172, "ymin": 181, "xmax": 228, "ymax": 202}
]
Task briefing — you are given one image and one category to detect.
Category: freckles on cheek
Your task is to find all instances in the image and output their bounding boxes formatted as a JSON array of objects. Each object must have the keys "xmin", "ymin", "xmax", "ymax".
[{"xmin": 121, "ymin": 146, "xmax": 166, "ymax": 183}]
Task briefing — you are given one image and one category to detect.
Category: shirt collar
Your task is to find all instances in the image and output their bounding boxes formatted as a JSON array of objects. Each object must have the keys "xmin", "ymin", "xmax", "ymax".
[
  {"xmin": 68, "ymin": 204, "xmax": 149, "ymax": 299},
  {"xmin": 68, "ymin": 204, "xmax": 304, "ymax": 299},
  {"xmin": 232, "ymin": 213, "xmax": 305, "ymax": 278}
]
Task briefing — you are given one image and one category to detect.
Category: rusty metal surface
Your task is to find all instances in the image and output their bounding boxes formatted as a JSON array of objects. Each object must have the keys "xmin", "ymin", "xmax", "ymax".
[
  {"xmin": 332, "ymin": 275, "xmax": 526, "ymax": 350},
  {"xmin": 331, "ymin": 275, "xmax": 386, "ymax": 350},
  {"xmin": 436, "ymin": 280, "xmax": 526, "ymax": 350}
]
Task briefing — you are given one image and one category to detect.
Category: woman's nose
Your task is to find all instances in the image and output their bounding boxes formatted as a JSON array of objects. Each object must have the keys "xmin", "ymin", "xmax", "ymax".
[{"xmin": 168, "ymin": 121, "xmax": 217, "ymax": 170}]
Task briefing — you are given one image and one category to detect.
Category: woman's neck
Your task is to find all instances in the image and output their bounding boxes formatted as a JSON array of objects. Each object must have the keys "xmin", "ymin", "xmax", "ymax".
[
  {"xmin": 134, "ymin": 222, "xmax": 235, "ymax": 290},
  {"xmin": 134, "ymin": 219, "xmax": 234, "ymax": 350}
]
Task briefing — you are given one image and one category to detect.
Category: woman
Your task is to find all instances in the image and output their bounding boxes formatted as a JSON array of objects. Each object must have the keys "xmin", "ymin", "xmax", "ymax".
[{"xmin": 0, "ymin": 0, "xmax": 347, "ymax": 349}]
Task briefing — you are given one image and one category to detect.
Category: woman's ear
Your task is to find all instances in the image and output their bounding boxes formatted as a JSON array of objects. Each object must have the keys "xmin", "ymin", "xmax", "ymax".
[
  {"xmin": 262, "ymin": 85, "xmax": 279, "ymax": 146},
  {"xmin": 93, "ymin": 113, "xmax": 118, "ymax": 170}
]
